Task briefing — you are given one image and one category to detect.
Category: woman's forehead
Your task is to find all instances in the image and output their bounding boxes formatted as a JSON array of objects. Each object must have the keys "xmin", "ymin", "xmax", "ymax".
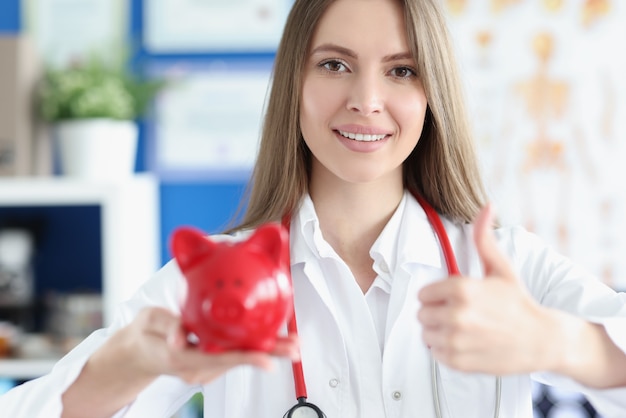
[{"xmin": 309, "ymin": 0, "xmax": 411, "ymax": 57}]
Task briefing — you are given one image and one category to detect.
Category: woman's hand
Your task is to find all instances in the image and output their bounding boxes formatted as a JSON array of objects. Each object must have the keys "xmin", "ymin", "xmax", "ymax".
[
  {"xmin": 62, "ymin": 307, "xmax": 299, "ymax": 418},
  {"xmin": 119, "ymin": 306, "xmax": 300, "ymax": 384},
  {"xmin": 417, "ymin": 204, "xmax": 626, "ymax": 389},
  {"xmin": 417, "ymin": 204, "xmax": 560, "ymax": 376}
]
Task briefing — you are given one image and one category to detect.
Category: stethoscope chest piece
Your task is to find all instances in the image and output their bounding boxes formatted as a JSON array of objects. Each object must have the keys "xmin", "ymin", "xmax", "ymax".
[{"xmin": 284, "ymin": 398, "xmax": 326, "ymax": 418}]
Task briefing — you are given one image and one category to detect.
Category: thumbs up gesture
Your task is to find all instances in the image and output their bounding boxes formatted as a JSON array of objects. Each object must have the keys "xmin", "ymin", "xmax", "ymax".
[{"xmin": 417, "ymin": 204, "xmax": 555, "ymax": 375}]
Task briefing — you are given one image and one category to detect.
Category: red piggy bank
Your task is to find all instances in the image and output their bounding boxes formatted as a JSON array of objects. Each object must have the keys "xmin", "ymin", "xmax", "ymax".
[{"xmin": 170, "ymin": 223, "xmax": 293, "ymax": 353}]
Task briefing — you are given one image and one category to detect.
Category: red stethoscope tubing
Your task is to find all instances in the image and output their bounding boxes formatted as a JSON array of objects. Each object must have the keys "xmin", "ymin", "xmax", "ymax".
[
  {"xmin": 413, "ymin": 193, "xmax": 461, "ymax": 276},
  {"xmin": 282, "ymin": 191, "xmax": 459, "ymax": 401},
  {"xmin": 281, "ymin": 212, "xmax": 309, "ymax": 399}
]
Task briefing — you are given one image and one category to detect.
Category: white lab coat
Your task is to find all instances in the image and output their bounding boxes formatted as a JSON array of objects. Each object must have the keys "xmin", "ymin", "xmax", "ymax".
[{"xmin": 2, "ymin": 191, "xmax": 626, "ymax": 418}]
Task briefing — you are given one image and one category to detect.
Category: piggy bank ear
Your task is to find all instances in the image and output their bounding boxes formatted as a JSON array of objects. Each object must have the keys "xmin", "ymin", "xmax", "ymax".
[
  {"xmin": 244, "ymin": 223, "xmax": 289, "ymax": 267},
  {"xmin": 170, "ymin": 227, "xmax": 217, "ymax": 271}
]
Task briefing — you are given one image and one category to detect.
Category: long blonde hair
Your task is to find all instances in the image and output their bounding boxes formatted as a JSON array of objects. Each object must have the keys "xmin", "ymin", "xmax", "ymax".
[{"xmin": 230, "ymin": 0, "xmax": 487, "ymax": 233}]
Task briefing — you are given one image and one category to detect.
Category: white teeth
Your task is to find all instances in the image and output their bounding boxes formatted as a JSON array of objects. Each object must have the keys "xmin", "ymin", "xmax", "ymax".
[{"xmin": 338, "ymin": 130, "xmax": 387, "ymax": 141}]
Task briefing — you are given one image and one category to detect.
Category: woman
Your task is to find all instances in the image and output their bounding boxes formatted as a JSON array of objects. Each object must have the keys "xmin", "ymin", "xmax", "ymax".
[{"xmin": 2, "ymin": 0, "xmax": 626, "ymax": 416}]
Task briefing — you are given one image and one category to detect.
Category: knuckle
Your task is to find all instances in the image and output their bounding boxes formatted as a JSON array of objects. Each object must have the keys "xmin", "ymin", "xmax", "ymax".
[
  {"xmin": 138, "ymin": 306, "xmax": 162, "ymax": 324},
  {"xmin": 446, "ymin": 309, "xmax": 468, "ymax": 333},
  {"xmin": 434, "ymin": 346, "xmax": 467, "ymax": 371},
  {"xmin": 161, "ymin": 348, "xmax": 179, "ymax": 371},
  {"xmin": 442, "ymin": 328, "xmax": 463, "ymax": 352},
  {"xmin": 416, "ymin": 308, "xmax": 429, "ymax": 324},
  {"xmin": 446, "ymin": 355, "xmax": 467, "ymax": 371},
  {"xmin": 452, "ymin": 281, "xmax": 474, "ymax": 305}
]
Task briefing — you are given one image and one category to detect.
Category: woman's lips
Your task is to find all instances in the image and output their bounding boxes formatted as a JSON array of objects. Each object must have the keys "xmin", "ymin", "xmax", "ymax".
[{"xmin": 333, "ymin": 130, "xmax": 390, "ymax": 152}]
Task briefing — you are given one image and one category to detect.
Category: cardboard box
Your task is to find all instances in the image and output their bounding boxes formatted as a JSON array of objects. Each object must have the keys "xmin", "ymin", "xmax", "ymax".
[{"xmin": 0, "ymin": 35, "xmax": 41, "ymax": 176}]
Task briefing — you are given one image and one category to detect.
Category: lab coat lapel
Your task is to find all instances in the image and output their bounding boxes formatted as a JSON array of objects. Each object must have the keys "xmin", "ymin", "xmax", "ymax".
[
  {"xmin": 382, "ymin": 194, "xmax": 453, "ymax": 417},
  {"xmin": 288, "ymin": 196, "xmax": 341, "ymax": 320},
  {"xmin": 385, "ymin": 193, "xmax": 445, "ymax": 337}
]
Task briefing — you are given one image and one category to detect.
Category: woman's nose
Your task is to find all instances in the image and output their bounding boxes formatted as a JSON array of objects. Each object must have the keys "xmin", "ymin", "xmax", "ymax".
[{"xmin": 346, "ymin": 72, "xmax": 385, "ymax": 115}]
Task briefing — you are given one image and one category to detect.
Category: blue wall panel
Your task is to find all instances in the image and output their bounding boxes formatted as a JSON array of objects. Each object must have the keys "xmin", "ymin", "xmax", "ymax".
[
  {"xmin": 0, "ymin": 0, "xmax": 20, "ymax": 33},
  {"xmin": 129, "ymin": 0, "xmax": 264, "ymax": 266},
  {"xmin": 159, "ymin": 181, "xmax": 247, "ymax": 264}
]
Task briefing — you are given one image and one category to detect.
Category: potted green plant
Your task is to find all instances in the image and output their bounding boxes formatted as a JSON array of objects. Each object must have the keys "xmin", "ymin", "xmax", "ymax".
[{"xmin": 37, "ymin": 57, "xmax": 164, "ymax": 180}]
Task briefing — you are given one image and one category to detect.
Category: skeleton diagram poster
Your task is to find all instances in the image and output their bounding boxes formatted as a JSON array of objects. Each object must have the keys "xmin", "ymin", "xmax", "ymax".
[{"xmin": 445, "ymin": 0, "xmax": 626, "ymax": 289}]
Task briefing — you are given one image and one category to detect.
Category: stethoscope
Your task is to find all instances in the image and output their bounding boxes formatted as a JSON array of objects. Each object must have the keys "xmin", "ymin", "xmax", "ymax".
[{"xmin": 281, "ymin": 190, "xmax": 501, "ymax": 418}]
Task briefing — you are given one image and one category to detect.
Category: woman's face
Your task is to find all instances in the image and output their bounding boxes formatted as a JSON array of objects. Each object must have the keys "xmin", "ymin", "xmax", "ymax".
[{"xmin": 300, "ymin": 0, "xmax": 428, "ymax": 188}]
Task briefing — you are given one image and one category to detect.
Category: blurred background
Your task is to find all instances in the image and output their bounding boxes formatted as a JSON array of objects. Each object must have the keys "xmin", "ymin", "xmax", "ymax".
[{"xmin": 0, "ymin": 0, "xmax": 623, "ymax": 417}]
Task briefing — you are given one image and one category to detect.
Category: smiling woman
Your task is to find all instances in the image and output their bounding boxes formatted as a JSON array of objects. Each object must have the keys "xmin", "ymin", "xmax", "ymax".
[{"xmin": 1, "ymin": 0, "xmax": 626, "ymax": 417}]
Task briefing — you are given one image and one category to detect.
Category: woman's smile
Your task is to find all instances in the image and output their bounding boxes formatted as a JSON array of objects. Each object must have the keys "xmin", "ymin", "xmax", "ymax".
[
  {"xmin": 333, "ymin": 129, "xmax": 391, "ymax": 154},
  {"xmin": 334, "ymin": 123, "xmax": 391, "ymax": 142},
  {"xmin": 336, "ymin": 130, "xmax": 387, "ymax": 142}
]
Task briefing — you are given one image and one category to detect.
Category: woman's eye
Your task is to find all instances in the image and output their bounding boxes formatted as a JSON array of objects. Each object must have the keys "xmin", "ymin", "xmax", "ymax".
[
  {"xmin": 391, "ymin": 66, "xmax": 416, "ymax": 78},
  {"xmin": 320, "ymin": 60, "xmax": 347, "ymax": 72}
]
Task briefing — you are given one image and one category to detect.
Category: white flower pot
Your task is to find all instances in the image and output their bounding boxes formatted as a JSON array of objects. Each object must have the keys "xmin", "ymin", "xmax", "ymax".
[{"xmin": 55, "ymin": 119, "xmax": 138, "ymax": 180}]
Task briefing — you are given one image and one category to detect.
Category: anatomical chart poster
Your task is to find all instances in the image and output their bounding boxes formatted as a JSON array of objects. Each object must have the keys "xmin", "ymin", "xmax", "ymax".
[{"xmin": 444, "ymin": 0, "xmax": 626, "ymax": 289}]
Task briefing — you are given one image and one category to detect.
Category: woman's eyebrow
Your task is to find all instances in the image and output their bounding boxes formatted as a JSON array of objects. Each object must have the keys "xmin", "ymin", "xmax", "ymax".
[
  {"xmin": 310, "ymin": 43, "xmax": 413, "ymax": 63},
  {"xmin": 310, "ymin": 43, "xmax": 357, "ymax": 58},
  {"xmin": 382, "ymin": 52, "xmax": 413, "ymax": 63}
]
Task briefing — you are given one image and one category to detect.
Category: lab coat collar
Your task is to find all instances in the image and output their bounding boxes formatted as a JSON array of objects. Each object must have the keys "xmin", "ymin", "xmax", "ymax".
[
  {"xmin": 289, "ymin": 190, "xmax": 443, "ymax": 271},
  {"xmin": 369, "ymin": 192, "xmax": 406, "ymax": 287},
  {"xmin": 289, "ymin": 193, "xmax": 320, "ymax": 266},
  {"xmin": 397, "ymin": 190, "xmax": 443, "ymax": 270}
]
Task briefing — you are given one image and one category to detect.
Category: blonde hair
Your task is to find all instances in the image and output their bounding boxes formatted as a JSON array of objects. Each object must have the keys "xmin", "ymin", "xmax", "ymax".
[{"xmin": 230, "ymin": 0, "xmax": 487, "ymax": 232}]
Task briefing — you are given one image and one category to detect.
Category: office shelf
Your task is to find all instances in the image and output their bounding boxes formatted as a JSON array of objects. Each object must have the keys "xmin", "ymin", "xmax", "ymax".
[{"xmin": 0, "ymin": 174, "xmax": 160, "ymax": 380}]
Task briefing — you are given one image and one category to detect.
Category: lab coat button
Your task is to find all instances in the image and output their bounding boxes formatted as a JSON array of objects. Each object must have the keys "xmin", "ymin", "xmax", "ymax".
[
  {"xmin": 392, "ymin": 391, "xmax": 402, "ymax": 400},
  {"xmin": 329, "ymin": 378, "xmax": 340, "ymax": 388}
]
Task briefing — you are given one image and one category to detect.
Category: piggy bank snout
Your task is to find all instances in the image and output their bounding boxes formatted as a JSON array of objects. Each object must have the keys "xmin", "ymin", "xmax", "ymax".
[{"xmin": 205, "ymin": 296, "xmax": 246, "ymax": 323}]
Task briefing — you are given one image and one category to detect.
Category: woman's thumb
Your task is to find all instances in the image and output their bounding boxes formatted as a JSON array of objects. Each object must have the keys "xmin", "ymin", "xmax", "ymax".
[{"xmin": 473, "ymin": 203, "xmax": 516, "ymax": 281}]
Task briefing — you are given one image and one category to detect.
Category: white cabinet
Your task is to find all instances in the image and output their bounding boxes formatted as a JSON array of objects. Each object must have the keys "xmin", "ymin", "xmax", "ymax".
[{"xmin": 0, "ymin": 174, "xmax": 160, "ymax": 379}]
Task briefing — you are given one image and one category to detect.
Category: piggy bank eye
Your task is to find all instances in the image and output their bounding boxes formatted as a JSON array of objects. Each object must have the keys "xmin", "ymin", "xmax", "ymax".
[
  {"xmin": 215, "ymin": 279, "xmax": 225, "ymax": 289},
  {"xmin": 234, "ymin": 278, "xmax": 244, "ymax": 287}
]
